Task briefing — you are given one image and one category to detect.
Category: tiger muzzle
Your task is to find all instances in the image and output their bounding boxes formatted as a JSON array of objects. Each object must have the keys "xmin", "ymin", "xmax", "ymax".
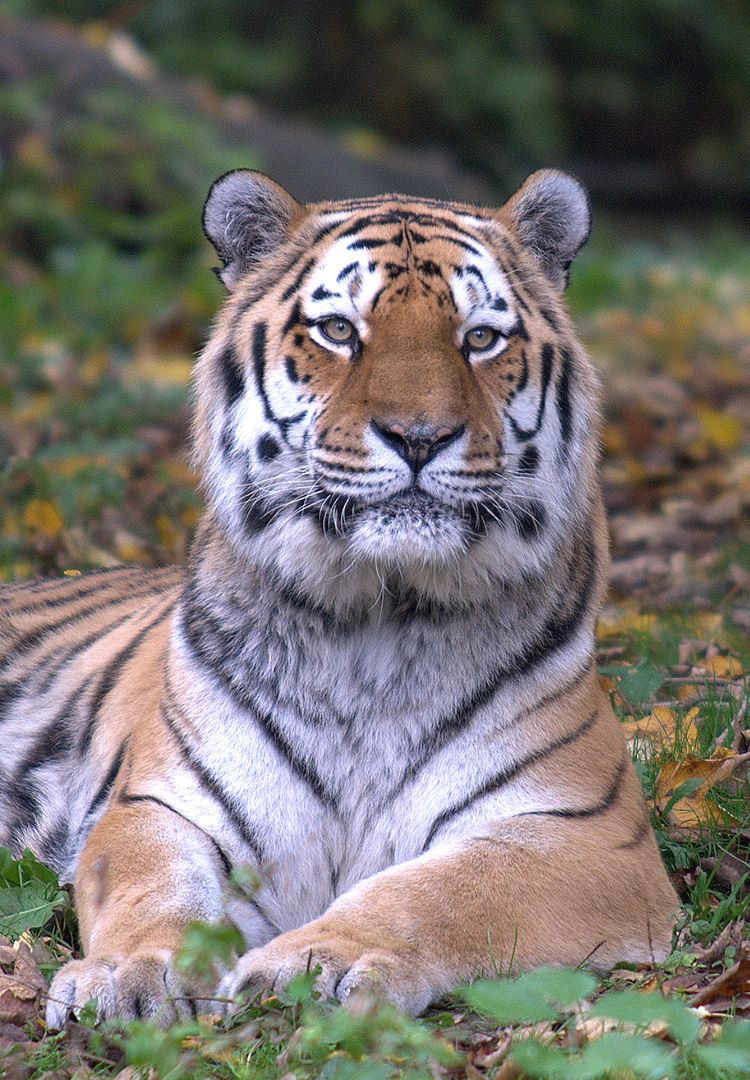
[{"xmin": 370, "ymin": 420, "xmax": 465, "ymax": 473}]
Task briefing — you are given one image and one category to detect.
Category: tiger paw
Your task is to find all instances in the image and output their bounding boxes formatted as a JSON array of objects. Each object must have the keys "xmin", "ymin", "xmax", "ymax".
[
  {"xmin": 220, "ymin": 932, "xmax": 435, "ymax": 1016},
  {"xmin": 46, "ymin": 951, "xmax": 218, "ymax": 1029}
]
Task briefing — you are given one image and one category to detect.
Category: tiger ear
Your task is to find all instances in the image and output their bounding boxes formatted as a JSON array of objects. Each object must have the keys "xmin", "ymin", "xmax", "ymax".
[
  {"xmin": 502, "ymin": 170, "xmax": 590, "ymax": 291},
  {"xmin": 203, "ymin": 170, "xmax": 304, "ymax": 288}
]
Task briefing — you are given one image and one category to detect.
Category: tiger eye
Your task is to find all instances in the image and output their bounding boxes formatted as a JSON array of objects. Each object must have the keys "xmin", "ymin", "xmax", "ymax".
[
  {"xmin": 465, "ymin": 326, "xmax": 499, "ymax": 352},
  {"xmin": 320, "ymin": 317, "xmax": 357, "ymax": 345}
]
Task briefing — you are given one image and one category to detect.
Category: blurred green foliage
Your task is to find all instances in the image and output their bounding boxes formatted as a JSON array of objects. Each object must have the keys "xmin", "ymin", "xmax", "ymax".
[{"xmin": 6, "ymin": 0, "xmax": 750, "ymax": 205}]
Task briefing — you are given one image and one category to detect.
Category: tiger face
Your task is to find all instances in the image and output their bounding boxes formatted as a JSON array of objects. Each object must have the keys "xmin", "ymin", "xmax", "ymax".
[{"xmin": 197, "ymin": 170, "xmax": 595, "ymax": 609}]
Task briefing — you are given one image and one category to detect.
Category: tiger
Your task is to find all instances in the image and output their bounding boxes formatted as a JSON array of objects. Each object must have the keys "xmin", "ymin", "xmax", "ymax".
[{"xmin": 0, "ymin": 168, "xmax": 679, "ymax": 1028}]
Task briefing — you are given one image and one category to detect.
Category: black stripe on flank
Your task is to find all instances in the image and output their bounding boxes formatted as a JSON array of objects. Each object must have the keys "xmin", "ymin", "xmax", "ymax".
[
  {"xmin": 556, "ymin": 348, "xmax": 573, "ymax": 447},
  {"xmin": 77, "ymin": 600, "xmax": 175, "ymax": 755},
  {"xmin": 119, "ymin": 792, "xmax": 233, "ymax": 879},
  {"xmin": 35, "ymin": 596, "xmax": 171, "ymax": 696},
  {"xmin": 218, "ymin": 345, "xmax": 245, "ymax": 406},
  {"xmin": 0, "ymin": 578, "xmax": 175, "ymax": 696},
  {"xmin": 421, "ymin": 706, "xmax": 601, "ymax": 850},
  {"xmin": 529, "ymin": 754, "xmax": 628, "ymax": 820},
  {"xmin": 159, "ymin": 700, "xmax": 265, "ymax": 862}
]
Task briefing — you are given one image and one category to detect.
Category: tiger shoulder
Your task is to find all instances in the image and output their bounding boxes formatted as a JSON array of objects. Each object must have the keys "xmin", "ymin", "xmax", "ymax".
[{"xmin": 0, "ymin": 168, "xmax": 679, "ymax": 1028}]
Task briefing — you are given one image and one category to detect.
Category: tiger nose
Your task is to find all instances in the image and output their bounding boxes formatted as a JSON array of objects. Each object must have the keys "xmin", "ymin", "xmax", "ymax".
[{"xmin": 370, "ymin": 420, "xmax": 465, "ymax": 472}]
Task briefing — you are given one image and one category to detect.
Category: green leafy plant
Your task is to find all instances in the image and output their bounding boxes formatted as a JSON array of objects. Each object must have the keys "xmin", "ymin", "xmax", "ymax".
[
  {"xmin": 0, "ymin": 845, "xmax": 71, "ymax": 936},
  {"xmin": 462, "ymin": 967, "xmax": 750, "ymax": 1079}
]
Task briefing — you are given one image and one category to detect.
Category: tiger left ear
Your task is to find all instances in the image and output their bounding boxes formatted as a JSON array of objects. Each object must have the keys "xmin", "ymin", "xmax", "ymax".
[
  {"xmin": 502, "ymin": 170, "xmax": 590, "ymax": 291},
  {"xmin": 203, "ymin": 170, "xmax": 304, "ymax": 289}
]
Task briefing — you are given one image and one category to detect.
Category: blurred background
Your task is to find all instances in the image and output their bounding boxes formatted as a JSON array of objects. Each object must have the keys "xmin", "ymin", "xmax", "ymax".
[{"xmin": 1, "ymin": 1, "xmax": 749, "ymax": 599}]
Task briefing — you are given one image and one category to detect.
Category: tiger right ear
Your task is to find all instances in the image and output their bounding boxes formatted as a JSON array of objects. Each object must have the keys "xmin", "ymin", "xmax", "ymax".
[{"xmin": 203, "ymin": 170, "xmax": 304, "ymax": 288}]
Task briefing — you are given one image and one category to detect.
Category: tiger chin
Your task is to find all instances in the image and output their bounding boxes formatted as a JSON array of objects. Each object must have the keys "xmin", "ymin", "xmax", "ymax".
[{"xmin": 0, "ymin": 168, "xmax": 678, "ymax": 1028}]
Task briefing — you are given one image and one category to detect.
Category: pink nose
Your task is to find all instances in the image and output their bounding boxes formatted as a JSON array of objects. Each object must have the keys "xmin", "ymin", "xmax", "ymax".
[{"xmin": 370, "ymin": 420, "xmax": 465, "ymax": 472}]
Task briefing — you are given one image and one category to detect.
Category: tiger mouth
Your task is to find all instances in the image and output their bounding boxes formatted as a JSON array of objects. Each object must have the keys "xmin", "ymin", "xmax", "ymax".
[{"xmin": 311, "ymin": 488, "xmax": 488, "ymax": 540}]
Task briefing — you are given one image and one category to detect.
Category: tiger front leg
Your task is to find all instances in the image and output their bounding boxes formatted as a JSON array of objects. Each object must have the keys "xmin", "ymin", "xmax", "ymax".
[
  {"xmin": 222, "ymin": 826, "xmax": 678, "ymax": 1016},
  {"xmin": 46, "ymin": 801, "xmax": 226, "ymax": 1029}
]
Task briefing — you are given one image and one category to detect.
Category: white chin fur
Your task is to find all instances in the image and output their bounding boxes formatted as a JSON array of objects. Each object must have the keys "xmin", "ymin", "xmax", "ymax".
[{"xmin": 347, "ymin": 504, "xmax": 470, "ymax": 568}]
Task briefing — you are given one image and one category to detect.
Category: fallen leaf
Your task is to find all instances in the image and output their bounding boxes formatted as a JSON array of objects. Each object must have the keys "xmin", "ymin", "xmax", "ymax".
[
  {"xmin": 21, "ymin": 498, "xmax": 64, "ymax": 539},
  {"xmin": 622, "ymin": 705, "xmax": 700, "ymax": 754},
  {"xmin": 689, "ymin": 951, "xmax": 750, "ymax": 1008}
]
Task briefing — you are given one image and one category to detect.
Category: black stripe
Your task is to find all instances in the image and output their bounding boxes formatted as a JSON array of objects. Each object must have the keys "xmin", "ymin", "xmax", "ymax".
[
  {"xmin": 421, "ymin": 706, "xmax": 601, "ymax": 850},
  {"xmin": 556, "ymin": 348, "xmax": 573, "ymax": 447},
  {"xmin": 118, "ymin": 792, "xmax": 233, "ymax": 879},
  {"xmin": 511, "ymin": 662, "xmax": 591, "ymax": 726},
  {"xmin": 178, "ymin": 591, "xmax": 336, "ymax": 810},
  {"xmin": 252, "ymin": 322, "xmax": 273, "ymax": 424},
  {"xmin": 159, "ymin": 699, "xmax": 265, "ymax": 862},
  {"xmin": 280, "ymin": 258, "xmax": 315, "ymax": 302},
  {"xmin": 37, "ymin": 818, "xmax": 70, "ymax": 869},
  {"xmin": 508, "ymin": 342, "xmax": 555, "ymax": 442},
  {"xmin": 384, "ymin": 536, "xmax": 598, "ymax": 804},
  {"xmin": 83, "ymin": 737, "xmax": 129, "ymax": 822},
  {"xmin": 430, "ymin": 233, "xmax": 483, "ymax": 255},
  {"xmin": 35, "ymin": 593, "xmax": 173, "ymax": 696},
  {"xmin": 517, "ymin": 445, "xmax": 539, "ymax": 476},
  {"xmin": 336, "ymin": 261, "xmax": 359, "ymax": 281},
  {"xmin": 218, "ymin": 344, "xmax": 245, "ymax": 406},
  {"xmin": 617, "ymin": 812, "xmax": 652, "ymax": 850},
  {"xmin": 0, "ymin": 578, "xmax": 176, "ymax": 691},
  {"xmin": 511, "ymin": 500, "xmax": 547, "ymax": 541},
  {"xmin": 241, "ymin": 477, "xmax": 281, "ymax": 534},
  {"xmin": 336, "ymin": 213, "xmax": 400, "ymax": 239},
  {"xmin": 1, "ymin": 565, "xmax": 167, "ymax": 609},
  {"xmin": 529, "ymin": 754, "xmax": 627, "ymax": 819},
  {"xmin": 17, "ymin": 714, "xmax": 73, "ymax": 778},
  {"xmin": 509, "ymin": 284, "xmax": 530, "ymax": 313},
  {"xmin": 281, "ymin": 298, "xmax": 302, "ymax": 339},
  {"xmin": 77, "ymin": 600, "xmax": 175, "ymax": 754},
  {"xmin": 347, "ymin": 236, "xmax": 390, "ymax": 250},
  {"xmin": 539, "ymin": 307, "xmax": 559, "ymax": 330}
]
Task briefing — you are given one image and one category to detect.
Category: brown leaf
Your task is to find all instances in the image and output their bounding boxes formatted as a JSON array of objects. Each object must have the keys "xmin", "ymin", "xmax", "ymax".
[{"xmin": 689, "ymin": 950, "xmax": 750, "ymax": 1007}]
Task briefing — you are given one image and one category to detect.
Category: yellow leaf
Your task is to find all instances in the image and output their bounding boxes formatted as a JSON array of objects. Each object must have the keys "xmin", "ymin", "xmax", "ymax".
[
  {"xmin": 156, "ymin": 513, "xmax": 181, "ymax": 547},
  {"xmin": 622, "ymin": 706, "xmax": 700, "ymax": 753},
  {"xmin": 655, "ymin": 749, "xmax": 743, "ymax": 829},
  {"xmin": 22, "ymin": 498, "xmax": 64, "ymax": 538},
  {"xmin": 598, "ymin": 609, "xmax": 657, "ymax": 639},
  {"xmin": 698, "ymin": 655, "xmax": 743, "ymax": 679},
  {"xmin": 695, "ymin": 407, "xmax": 744, "ymax": 452}
]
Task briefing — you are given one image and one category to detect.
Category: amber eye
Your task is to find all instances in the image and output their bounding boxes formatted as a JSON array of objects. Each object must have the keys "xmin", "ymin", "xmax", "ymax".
[
  {"xmin": 319, "ymin": 316, "xmax": 357, "ymax": 345},
  {"xmin": 464, "ymin": 325, "xmax": 500, "ymax": 352}
]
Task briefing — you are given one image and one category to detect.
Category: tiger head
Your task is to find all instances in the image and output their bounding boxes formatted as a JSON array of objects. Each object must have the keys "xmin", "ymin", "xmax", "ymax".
[{"xmin": 195, "ymin": 170, "xmax": 602, "ymax": 611}]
